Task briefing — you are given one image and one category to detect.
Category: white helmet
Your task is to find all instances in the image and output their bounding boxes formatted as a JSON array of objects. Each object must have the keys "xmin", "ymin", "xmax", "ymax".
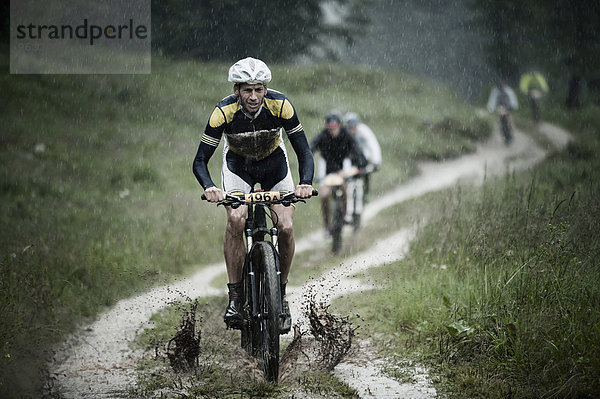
[
  {"xmin": 344, "ymin": 112, "xmax": 360, "ymax": 126},
  {"xmin": 228, "ymin": 57, "xmax": 272, "ymax": 84}
]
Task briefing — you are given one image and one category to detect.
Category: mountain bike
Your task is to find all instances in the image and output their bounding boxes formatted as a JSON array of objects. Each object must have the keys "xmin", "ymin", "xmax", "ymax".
[{"xmin": 202, "ymin": 189, "xmax": 316, "ymax": 382}]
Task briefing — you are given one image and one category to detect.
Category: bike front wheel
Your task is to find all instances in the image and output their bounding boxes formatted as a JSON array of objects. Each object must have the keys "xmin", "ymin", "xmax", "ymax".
[
  {"xmin": 252, "ymin": 242, "xmax": 281, "ymax": 382},
  {"xmin": 500, "ymin": 115, "xmax": 512, "ymax": 145},
  {"xmin": 331, "ymin": 191, "xmax": 344, "ymax": 254}
]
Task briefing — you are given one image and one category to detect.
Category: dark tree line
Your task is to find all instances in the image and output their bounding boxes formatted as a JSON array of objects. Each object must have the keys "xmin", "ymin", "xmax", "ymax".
[
  {"xmin": 3, "ymin": 1, "xmax": 598, "ymax": 108},
  {"xmin": 470, "ymin": 0, "xmax": 600, "ymax": 107},
  {"xmin": 151, "ymin": 0, "xmax": 369, "ymax": 63}
]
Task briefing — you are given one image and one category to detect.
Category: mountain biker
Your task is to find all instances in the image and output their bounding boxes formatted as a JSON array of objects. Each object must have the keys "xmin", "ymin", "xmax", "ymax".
[
  {"xmin": 487, "ymin": 81, "xmax": 518, "ymax": 144},
  {"xmin": 310, "ymin": 112, "xmax": 367, "ymax": 235},
  {"xmin": 519, "ymin": 71, "xmax": 549, "ymax": 124},
  {"xmin": 343, "ymin": 112, "xmax": 381, "ymax": 211},
  {"xmin": 192, "ymin": 57, "xmax": 315, "ymax": 334}
]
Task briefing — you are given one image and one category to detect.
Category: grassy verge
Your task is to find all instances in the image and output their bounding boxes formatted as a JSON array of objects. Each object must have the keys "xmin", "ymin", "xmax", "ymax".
[
  {"xmin": 335, "ymin": 105, "xmax": 600, "ymax": 397},
  {"xmin": 0, "ymin": 46, "xmax": 489, "ymax": 397}
]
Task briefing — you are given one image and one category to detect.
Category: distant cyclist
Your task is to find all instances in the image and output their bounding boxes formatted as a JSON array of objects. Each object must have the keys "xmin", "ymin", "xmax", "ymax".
[
  {"xmin": 310, "ymin": 112, "xmax": 367, "ymax": 235},
  {"xmin": 487, "ymin": 81, "xmax": 518, "ymax": 144},
  {"xmin": 520, "ymin": 71, "xmax": 548, "ymax": 124},
  {"xmin": 344, "ymin": 112, "xmax": 381, "ymax": 204},
  {"xmin": 192, "ymin": 57, "xmax": 314, "ymax": 333}
]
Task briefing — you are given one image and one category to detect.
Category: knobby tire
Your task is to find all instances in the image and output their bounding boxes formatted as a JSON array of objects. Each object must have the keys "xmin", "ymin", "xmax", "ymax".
[
  {"xmin": 331, "ymin": 192, "xmax": 344, "ymax": 254},
  {"xmin": 352, "ymin": 181, "xmax": 361, "ymax": 232},
  {"xmin": 253, "ymin": 242, "xmax": 281, "ymax": 382},
  {"xmin": 501, "ymin": 115, "xmax": 512, "ymax": 145}
]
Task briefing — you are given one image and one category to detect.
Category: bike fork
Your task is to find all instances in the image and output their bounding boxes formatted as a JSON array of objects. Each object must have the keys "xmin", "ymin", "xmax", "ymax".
[{"xmin": 270, "ymin": 227, "xmax": 286, "ymax": 324}]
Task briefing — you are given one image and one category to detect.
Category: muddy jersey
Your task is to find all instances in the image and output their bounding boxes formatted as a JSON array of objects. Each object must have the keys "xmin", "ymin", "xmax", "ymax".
[{"xmin": 193, "ymin": 89, "xmax": 314, "ymax": 190}]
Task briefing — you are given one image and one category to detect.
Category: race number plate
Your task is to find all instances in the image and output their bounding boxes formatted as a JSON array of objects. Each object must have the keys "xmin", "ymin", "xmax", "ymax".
[{"xmin": 244, "ymin": 191, "xmax": 281, "ymax": 202}]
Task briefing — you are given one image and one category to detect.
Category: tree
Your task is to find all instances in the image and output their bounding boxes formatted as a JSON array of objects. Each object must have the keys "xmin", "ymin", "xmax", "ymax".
[
  {"xmin": 469, "ymin": 0, "xmax": 544, "ymax": 82},
  {"xmin": 151, "ymin": 0, "xmax": 369, "ymax": 62},
  {"xmin": 545, "ymin": 0, "xmax": 600, "ymax": 108},
  {"xmin": 469, "ymin": 0, "xmax": 600, "ymax": 107}
]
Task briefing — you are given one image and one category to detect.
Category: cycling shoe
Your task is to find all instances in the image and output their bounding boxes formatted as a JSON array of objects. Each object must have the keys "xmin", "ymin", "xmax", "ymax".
[
  {"xmin": 224, "ymin": 282, "xmax": 243, "ymax": 330},
  {"xmin": 224, "ymin": 300, "xmax": 243, "ymax": 330}
]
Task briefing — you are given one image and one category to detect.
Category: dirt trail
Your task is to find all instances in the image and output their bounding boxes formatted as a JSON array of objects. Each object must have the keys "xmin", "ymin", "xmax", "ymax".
[{"xmin": 47, "ymin": 122, "xmax": 571, "ymax": 398}]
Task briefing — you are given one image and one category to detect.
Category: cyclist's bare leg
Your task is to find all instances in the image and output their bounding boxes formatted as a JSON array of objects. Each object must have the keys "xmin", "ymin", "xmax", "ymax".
[
  {"xmin": 271, "ymin": 204, "xmax": 295, "ymax": 283},
  {"xmin": 224, "ymin": 205, "xmax": 247, "ymax": 283},
  {"xmin": 345, "ymin": 179, "xmax": 356, "ymax": 220},
  {"xmin": 272, "ymin": 203, "xmax": 294, "ymax": 333}
]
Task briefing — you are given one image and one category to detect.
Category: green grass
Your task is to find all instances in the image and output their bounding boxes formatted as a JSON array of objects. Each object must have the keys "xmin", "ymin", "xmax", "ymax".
[
  {"xmin": 334, "ymin": 104, "xmax": 600, "ymax": 398},
  {"xmin": 0, "ymin": 46, "xmax": 488, "ymax": 397}
]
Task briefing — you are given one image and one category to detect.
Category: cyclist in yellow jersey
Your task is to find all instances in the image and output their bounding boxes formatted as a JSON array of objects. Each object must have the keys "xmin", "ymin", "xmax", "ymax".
[
  {"xmin": 193, "ymin": 57, "xmax": 314, "ymax": 333},
  {"xmin": 520, "ymin": 71, "xmax": 549, "ymax": 124}
]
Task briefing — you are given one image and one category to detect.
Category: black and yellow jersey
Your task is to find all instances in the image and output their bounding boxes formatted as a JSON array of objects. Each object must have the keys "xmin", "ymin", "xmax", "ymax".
[
  {"xmin": 193, "ymin": 89, "xmax": 314, "ymax": 190},
  {"xmin": 202, "ymin": 89, "xmax": 302, "ymax": 161}
]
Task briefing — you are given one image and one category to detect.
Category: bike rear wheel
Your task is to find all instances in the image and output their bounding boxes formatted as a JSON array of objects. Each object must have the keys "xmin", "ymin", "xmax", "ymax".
[
  {"xmin": 252, "ymin": 242, "xmax": 281, "ymax": 382},
  {"xmin": 331, "ymin": 190, "xmax": 344, "ymax": 254},
  {"xmin": 500, "ymin": 115, "xmax": 512, "ymax": 145}
]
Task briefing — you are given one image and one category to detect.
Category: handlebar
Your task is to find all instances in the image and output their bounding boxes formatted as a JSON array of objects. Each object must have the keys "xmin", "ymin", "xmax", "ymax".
[
  {"xmin": 345, "ymin": 164, "xmax": 377, "ymax": 178},
  {"xmin": 321, "ymin": 165, "xmax": 376, "ymax": 187},
  {"xmin": 201, "ymin": 189, "xmax": 318, "ymax": 208}
]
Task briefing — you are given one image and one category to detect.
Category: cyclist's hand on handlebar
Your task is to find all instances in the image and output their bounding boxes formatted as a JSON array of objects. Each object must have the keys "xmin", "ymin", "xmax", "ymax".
[
  {"xmin": 295, "ymin": 184, "xmax": 314, "ymax": 199},
  {"xmin": 203, "ymin": 186, "xmax": 225, "ymax": 203}
]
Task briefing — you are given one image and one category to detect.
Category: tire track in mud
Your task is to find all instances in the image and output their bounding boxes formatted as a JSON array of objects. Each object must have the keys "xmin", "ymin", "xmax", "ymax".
[{"xmin": 47, "ymin": 123, "xmax": 571, "ymax": 398}]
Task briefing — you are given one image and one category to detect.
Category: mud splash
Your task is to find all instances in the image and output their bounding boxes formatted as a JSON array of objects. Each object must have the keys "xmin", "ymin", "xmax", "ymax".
[
  {"xmin": 280, "ymin": 298, "xmax": 357, "ymax": 383},
  {"xmin": 166, "ymin": 301, "xmax": 201, "ymax": 373}
]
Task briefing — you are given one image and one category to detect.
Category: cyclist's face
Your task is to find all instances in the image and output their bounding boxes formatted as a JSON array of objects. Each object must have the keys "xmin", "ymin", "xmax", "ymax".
[
  {"xmin": 327, "ymin": 124, "xmax": 341, "ymax": 137},
  {"xmin": 234, "ymin": 83, "xmax": 266, "ymax": 114}
]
